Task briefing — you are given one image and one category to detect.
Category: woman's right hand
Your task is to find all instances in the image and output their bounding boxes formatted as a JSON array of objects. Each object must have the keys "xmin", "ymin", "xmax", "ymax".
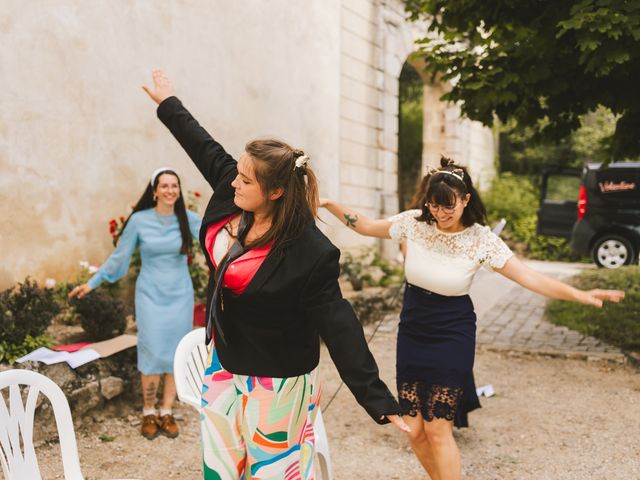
[
  {"xmin": 68, "ymin": 284, "xmax": 93, "ymax": 299},
  {"xmin": 142, "ymin": 69, "xmax": 176, "ymax": 105},
  {"xmin": 318, "ymin": 197, "xmax": 330, "ymax": 208}
]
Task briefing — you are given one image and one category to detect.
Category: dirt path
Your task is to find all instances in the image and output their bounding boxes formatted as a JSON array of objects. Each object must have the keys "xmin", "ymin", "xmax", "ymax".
[{"xmin": 36, "ymin": 339, "xmax": 639, "ymax": 480}]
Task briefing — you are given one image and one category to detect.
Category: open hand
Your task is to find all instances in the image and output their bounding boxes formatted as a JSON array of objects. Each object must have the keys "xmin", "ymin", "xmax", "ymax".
[
  {"xmin": 68, "ymin": 284, "xmax": 92, "ymax": 299},
  {"xmin": 383, "ymin": 414, "xmax": 411, "ymax": 433},
  {"xmin": 142, "ymin": 69, "xmax": 176, "ymax": 105},
  {"xmin": 579, "ymin": 289, "xmax": 625, "ymax": 308}
]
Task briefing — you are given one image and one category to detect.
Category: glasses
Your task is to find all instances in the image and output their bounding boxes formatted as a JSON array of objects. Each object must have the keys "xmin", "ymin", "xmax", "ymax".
[{"xmin": 426, "ymin": 201, "xmax": 462, "ymax": 214}]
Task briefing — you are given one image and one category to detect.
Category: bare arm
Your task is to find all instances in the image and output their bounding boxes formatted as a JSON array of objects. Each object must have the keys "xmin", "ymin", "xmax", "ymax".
[
  {"xmin": 321, "ymin": 199, "xmax": 392, "ymax": 239},
  {"xmin": 495, "ymin": 256, "xmax": 625, "ymax": 307}
]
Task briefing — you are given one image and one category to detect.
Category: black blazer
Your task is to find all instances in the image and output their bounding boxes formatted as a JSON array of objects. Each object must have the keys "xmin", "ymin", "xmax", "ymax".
[{"xmin": 157, "ymin": 96, "xmax": 400, "ymax": 423}]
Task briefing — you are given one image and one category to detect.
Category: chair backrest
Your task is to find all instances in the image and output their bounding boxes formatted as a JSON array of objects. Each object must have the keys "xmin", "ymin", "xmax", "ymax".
[
  {"xmin": 173, "ymin": 328, "xmax": 208, "ymax": 409},
  {"xmin": 0, "ymin": 369, "xmax": 84, "ymax": 480},
  {"xmin": 492, "ymin": 218, "xmax": 507, "ymax": 236}
]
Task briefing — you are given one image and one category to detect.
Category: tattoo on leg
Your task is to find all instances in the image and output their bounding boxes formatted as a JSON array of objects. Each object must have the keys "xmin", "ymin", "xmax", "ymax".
[
  {"xmin": 344, "ymin": 213, "xmax": 358, "ymax": 228},
  {"xmin": 145, "ymin": 382, "xmax": 157, "ymax": 405}
]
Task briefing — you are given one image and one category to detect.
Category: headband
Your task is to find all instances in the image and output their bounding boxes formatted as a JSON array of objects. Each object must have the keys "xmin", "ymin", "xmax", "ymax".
[
  {"xmin": 425, "ymin": 165, "xmax": 465, "ymax": 183},
  {"xmin": 150, "ymin": 167, "xmax": 177, "ymax": 186}
]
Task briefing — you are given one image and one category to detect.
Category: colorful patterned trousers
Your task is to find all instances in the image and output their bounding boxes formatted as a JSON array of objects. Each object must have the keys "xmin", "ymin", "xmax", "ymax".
[{"xmin": 201, "ymin": 344, "xmax": 320, "ymax": 479}]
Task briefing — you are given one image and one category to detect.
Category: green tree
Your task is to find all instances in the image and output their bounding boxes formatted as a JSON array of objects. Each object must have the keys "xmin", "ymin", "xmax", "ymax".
[
  {"xmin": 499, "ymin": 106, "xmax": 617, "ymax": 173},
  {"xmin": 405, "ymin": 0, "xmax": 640, "ymax": 160}
]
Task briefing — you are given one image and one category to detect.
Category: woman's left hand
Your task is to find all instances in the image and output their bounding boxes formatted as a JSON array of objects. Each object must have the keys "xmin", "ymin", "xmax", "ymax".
[
  {"xmin": 578, "ymin": 289, "xmax": 625, "ymax": 308},
  {"xmin": 383, "ymin": 414, "xmax": 411, "ymax": 433},
  {"xmin": 142, "ymin": 69, "xmax": 176, "ymax": 105}
]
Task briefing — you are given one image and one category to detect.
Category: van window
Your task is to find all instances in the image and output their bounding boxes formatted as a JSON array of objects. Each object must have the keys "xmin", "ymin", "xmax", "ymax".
[{"xmin": 546, "ymin": 175, "xmax": 582, "ymax": 202}]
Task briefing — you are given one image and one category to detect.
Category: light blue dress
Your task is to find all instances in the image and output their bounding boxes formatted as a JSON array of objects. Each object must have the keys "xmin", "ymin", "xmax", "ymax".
[{"xmin": 88, "ymin": 208, "xmax": 202, "ymax": 374}]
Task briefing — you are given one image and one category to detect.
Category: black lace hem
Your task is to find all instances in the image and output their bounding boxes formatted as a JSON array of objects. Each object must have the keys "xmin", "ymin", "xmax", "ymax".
[{"xmin": 398, "ymin": 380, "xmax": 463, "ymax": 423}]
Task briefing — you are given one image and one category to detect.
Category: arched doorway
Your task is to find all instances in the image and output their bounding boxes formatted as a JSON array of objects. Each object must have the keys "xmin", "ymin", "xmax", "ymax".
[{"xmin": 397, "ymin": 61, "xmax": 424, "ymax": 211}]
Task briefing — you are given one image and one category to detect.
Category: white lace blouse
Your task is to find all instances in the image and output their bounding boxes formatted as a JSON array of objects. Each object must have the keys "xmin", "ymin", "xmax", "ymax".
[{"xmin": 388, "ymin": 209, "xmax": 514, "ymax": 296}]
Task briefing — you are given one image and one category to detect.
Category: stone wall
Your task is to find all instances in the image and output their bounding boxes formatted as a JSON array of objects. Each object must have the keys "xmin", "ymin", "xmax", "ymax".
[
  {"xmin": 1, "ymin": 349, "xmax": 139, "ymax": 442},
  {"xmin": 1, "ymin": 0, "xmax": 496, "ymax": 287},
  {"xmin": 330, "ymin": 0, "xmax": 496, "ymax": 257}
]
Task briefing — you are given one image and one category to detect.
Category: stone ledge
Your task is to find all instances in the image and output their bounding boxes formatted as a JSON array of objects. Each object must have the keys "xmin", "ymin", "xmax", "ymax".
[{"xmin": 0, "ymin": 348, "xmax": 139, "ymax": 442}]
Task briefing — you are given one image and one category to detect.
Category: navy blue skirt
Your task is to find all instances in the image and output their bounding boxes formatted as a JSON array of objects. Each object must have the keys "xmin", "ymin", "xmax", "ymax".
[{"xmin": 397, "ymin": 283, "xmax": 481, "ymax": 428}]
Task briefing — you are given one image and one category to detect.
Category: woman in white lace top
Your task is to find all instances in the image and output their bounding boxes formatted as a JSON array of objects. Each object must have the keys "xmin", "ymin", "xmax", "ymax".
[{"xmin": 321, "ymin": 157, "xmax": 624, "ymax": 480}]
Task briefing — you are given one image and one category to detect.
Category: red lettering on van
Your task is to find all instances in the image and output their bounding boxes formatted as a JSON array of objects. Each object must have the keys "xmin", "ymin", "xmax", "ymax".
[{"xmin": 598, "ymin": 181, "xmax": 636, "ymax": 193}]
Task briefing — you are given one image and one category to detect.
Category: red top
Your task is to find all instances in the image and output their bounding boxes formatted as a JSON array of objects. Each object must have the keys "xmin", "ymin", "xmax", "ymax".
[{"xmin": 205, "ymin": 215, "xmax": 271, "ymax": 294}]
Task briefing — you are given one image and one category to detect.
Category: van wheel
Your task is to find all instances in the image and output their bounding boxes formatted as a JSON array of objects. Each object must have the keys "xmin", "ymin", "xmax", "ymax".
[{"xmin": 591, "ymin": 235, "xmax": 636, "ymax": 269}]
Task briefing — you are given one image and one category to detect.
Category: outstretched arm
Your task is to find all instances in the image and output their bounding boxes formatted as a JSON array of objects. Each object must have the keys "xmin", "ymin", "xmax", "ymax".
[
  {"xmin": 302, "ymin": 246, "xmax": 409, "ymax": 432},
  {"xmin": 142, "ymin": 69, "xmax": 237, "ymax": 193},
  {"xmin": 496, "ymin": 256, "xmax": 625, "ymax": 307},
  {"xmin": 321, "ymin": 198, "xmax": 392, "ymax": 239}
]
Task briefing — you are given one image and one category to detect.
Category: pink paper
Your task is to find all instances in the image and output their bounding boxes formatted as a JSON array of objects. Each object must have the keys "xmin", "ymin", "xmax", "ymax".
[{"xmin": 52, "ymin": 342, "xmax": 92, "ymax": 353}]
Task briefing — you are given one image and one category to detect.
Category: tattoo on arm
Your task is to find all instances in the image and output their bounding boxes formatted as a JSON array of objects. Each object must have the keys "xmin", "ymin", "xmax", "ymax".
[{"xmin": 344, "ymin": 213, "xmax": 358, "ymax": 228}]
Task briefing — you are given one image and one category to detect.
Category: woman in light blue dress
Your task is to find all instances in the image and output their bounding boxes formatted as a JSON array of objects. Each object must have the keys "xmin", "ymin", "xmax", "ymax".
[{"xmin": 69, "ymin": 167, "xmax": 201, "ymax": 440}]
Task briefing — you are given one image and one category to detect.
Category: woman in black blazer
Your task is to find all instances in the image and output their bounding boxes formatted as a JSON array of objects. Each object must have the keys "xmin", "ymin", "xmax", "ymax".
[{"xmin": 143, "ymin": 69, "xmax": 407, "ymax": 479}]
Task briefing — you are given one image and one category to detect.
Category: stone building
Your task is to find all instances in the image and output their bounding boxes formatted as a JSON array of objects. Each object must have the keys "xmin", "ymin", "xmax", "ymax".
[{"xmin": 0, "ymin": 0, "xmax": 495, "ymax": 289}]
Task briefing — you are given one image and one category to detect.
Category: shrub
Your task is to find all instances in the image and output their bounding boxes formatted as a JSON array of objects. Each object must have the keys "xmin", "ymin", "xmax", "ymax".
[
  {"xmin": 0, "ymin": 278, "xmax": 59, "ymax": 364},
  {"xmin": 340, "ymin": 247, "xmax": 403, "ymax": 291},
  {"xmin": 483, "ymin": 173, "xmax": 576, "ymax": 261},
  {"xmin": 546, "ymin": 266, "xmax": 640, "ymax": 352},
  {"xmin": 70, "ymin": 291, "xmax": 127, "ymax": 341}
]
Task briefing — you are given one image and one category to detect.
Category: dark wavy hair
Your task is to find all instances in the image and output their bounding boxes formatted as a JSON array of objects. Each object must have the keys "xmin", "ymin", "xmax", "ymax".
[
  {"xmin": 114, "ymin": 169, "xmax": 193, "ymax": 254},
  {"xmin": 416, "ymin": 156, "xmax": 487, "ymax": 227}
]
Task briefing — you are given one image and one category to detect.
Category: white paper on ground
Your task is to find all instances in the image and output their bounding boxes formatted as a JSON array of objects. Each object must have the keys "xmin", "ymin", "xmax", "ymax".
[
  {"xmin": 16, "ymin": 347, "xmax": 69, "ymax": 365},
  {"xmin": 66, "ymin": 348, "xmax": 100, "ymax": 368},
  {"xmin": 16, "ymin": 347, "xmax": 101, "ymax": 369},
  {"xmin": 476, "ymin": 384, "xmax": 496, "ymax": 397}
]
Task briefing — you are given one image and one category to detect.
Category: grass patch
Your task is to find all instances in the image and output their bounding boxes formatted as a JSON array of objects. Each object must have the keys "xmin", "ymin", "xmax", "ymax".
[{"xmin": 546, "ymin": 266, "xmax": 640, "ymax": 352}]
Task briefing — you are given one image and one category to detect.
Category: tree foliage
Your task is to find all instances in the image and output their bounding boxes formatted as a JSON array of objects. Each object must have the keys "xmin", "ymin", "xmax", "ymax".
[
  {"xmin": 405, "ymin": 0, "xmax": 640, "ymax": 159},
  {"xmin": 499, "ymin": 106, "xmax": 617, "ymax": 173}
]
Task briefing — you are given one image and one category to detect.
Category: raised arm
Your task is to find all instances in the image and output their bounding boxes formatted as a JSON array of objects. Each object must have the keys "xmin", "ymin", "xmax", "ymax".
[
  {"xmin": 495, "ymin": 256, "xmax": 625, "ymax": 307},
  {"xmin": 142, "ymin": 69, "xmax": 237, "ymax": 192},
  {"xmin": 321, "ymin": 199, "xmax": 392, "ymax": 239}
]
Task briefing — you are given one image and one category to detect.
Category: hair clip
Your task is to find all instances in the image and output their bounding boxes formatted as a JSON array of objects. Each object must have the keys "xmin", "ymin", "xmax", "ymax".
[{"xmin": 294, "ymin": 154, "xmax": 309, "ymax": 171}]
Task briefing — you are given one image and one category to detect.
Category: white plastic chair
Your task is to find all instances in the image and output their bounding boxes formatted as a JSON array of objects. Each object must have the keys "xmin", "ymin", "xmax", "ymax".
[
  {"xmin": 492, "ymin": 218, "xmax": 507, "ymax": 236},
  {"xmin": 173, "ymin": 328, "xmax": 333, "ymax": 479},
  {"xmin": 0, "ymin": 369, "xmax": 139, "ymax": 480}
]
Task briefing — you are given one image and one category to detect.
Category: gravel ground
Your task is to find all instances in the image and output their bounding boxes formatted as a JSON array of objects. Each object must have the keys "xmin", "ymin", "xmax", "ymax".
[{"xmin": 35, "ymin": 334, "xmax": 639, "ymax": 480}]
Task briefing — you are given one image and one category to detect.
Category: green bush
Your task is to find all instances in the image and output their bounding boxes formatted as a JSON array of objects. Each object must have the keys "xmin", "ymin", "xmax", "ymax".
[
  {"xmin": 340, "ymin": 247, "xmax": 403, "ymax": 291},
  {"xmin": 483, "ymin": 173, "xmax": 576, "ymax": 261},
  {"xmin": 70, "ymin": 291, "xmax": 127, "ymax": 341},
  {"xmin": 546, "ymin": 266, "xmax": 640, "ymax": 352},
  {"xmin": 0, "ymin": 278, "xmax": 59, "ymax": 364}
]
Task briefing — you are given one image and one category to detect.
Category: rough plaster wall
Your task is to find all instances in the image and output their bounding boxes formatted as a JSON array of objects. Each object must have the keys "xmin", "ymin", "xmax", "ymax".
[{"xmin": 0, "ymin": 1, "xmax": 341, "ymax": 288}]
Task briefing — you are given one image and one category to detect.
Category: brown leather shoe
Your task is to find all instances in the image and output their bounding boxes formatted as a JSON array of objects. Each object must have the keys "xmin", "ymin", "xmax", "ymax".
[
  {"xmin": 141, "ymin": 414, "xmax": 159, "ymax": 440},
  {"xmin": 158, "ymin": 414, "xmax": 179, "ymax": 438}
]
